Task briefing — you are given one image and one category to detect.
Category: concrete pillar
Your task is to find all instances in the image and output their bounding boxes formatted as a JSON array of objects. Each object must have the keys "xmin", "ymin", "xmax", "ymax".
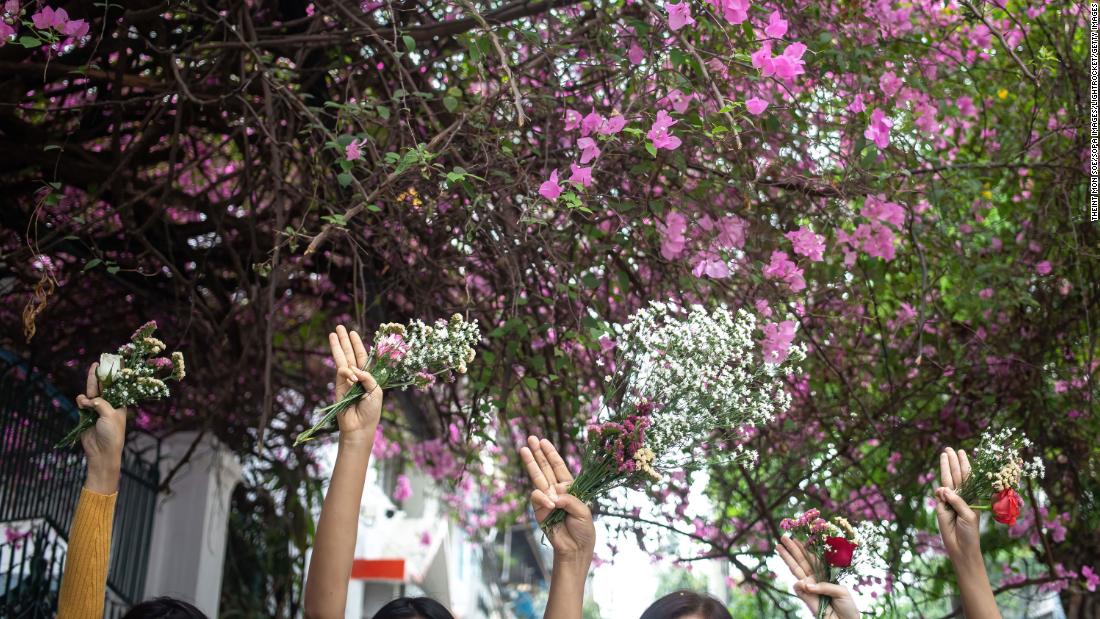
[{"xmin": 141, "ymin": 432, "xmax": 241, "ymax": 617}]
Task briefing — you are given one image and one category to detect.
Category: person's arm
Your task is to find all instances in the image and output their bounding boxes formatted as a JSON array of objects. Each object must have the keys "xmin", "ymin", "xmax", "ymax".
[
  {"xmin": 57, "ymin": 363, "xmax": 127, "ymax": 619},
  {"xmin": 304, "ymin": 326, "xmax": 382, "ymax": 619},
  {"xmin": 935, "ymin": 448, "xmax": 1002, "ymax": 619},
  {"xmin": 520, "ymin": 436, "xmax": 595, "ymax": 619},
  {"xmin": 776, "ymin": 536, "xmax": 860, "ymax": 619}
]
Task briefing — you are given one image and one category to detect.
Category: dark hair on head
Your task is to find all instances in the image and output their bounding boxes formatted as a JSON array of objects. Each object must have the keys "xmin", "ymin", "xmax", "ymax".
[
  {"xmin": 639, "ymin": 590, "xmax": 733, "ymax": 619},
  {"xmin": 121, "ymin": 597, "xmax": 208, "ymax": 619},
  {"xmin": 372, "ymin": 597, "xmax": 454, "ymax": 619}
]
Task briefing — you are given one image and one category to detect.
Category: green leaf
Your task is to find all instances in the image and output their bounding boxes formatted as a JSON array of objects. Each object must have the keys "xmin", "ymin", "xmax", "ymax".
[
  {"xmin": 82, "ymin": 258, "xmax": 102, "ymax": 272},
  {"xmin": 322, "ymin": 214, "xmax": 348, "ymax": 227},
  {"xmin": 337, "ymin": 172, "xmax": 353, "ymax": 187},
  {"xmin": 443, "ymin": 96, "xmax": 459, "ymax": 113},
  {"xmin": 645, "ymin": 142, "xmax": 658, "ymax": 157},
  {"xmin": 376, "ymin": 105, "xmax": 390, "ymax": 120},
  {"xmin": 366, "ymin": 204, "xmax": 382, "ymax": 213},
  {"xmin": 402, "ymin": 35, "xmax": 416, "ymax": 52},
  {"xmin": 43, "ymin": 144, "xmax": 62, "ymax": 152},
  {"xmin": 106, "ymin": 265, "xmax": 120, "ymax": 275},
  {"xmin": 18, "ymin": 36, "xmax": 40, "ymax": 48}
]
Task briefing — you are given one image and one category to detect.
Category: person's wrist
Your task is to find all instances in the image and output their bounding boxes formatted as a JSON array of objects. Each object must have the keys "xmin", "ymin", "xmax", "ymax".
[
  {"xmin": 950, "ymin": 548, "xmax": 987, "ymax": 577},
  {"xmin": 338, "ymin": 424, "xmax": 377, "ymax": 448},
  {"xmin": 85, "ymin": 458, "xmax": 121, "ymax": 494},
  {"xmin": 553, "ymin": 548, "xmax": 594, "ymax": 574}
]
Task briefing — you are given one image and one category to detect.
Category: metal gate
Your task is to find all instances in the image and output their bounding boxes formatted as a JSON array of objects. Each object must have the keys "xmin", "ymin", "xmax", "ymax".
[{"xmin": 0, "ymin": 350, "xmax": 160, "ymax": 618}]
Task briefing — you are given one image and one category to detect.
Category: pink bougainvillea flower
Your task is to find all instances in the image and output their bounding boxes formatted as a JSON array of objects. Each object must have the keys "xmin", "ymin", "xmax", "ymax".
[
  {"xmin": 745, "ymin": 97, "xmax": 769, "ymax": 115},
  {"xmin": 692, "ymin": 249, "xmax": 730, "ymax": 279},
  {"xmin": 659, "ymin": 212, "xmax": 688, "ymax": 259},
  {"xmin": 0, "ymin": 21, "xmax": 15, "ymax": 41},
  {"xmin": 847, "ymin": 93, "xmax": 865, "ymax": 113},
  {"xmin": 345, "ymin": 138, "xmax": 366, "ymax": 161},
  {"xmin": 879, "ymin": 71, "xmax": 903, "ymax": 97},
  {"xmin": 768, "ymin": 42, "xmax": 807, "ymax": 80},
  {"xmin": 580, "ymin": 110, "xmax": 604, "ymax": 136},
  {"xmin": 711, "ymin": 215, "xmax": 747, "ymax": 249},
  {"xmin": 568, "ymin": 163, "xmax": 593, "ymax": 188},
  {"xmin": 577, "ymin": 137, "xmax": 600, "ymax": 164},
  {"xmin": 751, "ymin": 42, "xmax": 773, "ymax": 73},
  {"xmin": 785, "ymin": 226, "xmax": 825, "ymax": 262},
  {"xmin": 763, "ymin": 250, "xmax": 806, "ymax": 291},
  {"xmin": 393, "ymin": 474, "xmax": 413, "ymax": 501},
  {"xmin": 32, "ymin": 6, "xmax": 68, "ymax": 30},
  {"xmin": 864, "ymin": 108, "xmax": 893, "ymax": 149},
  {"xmin": 539, "ymin": 169, "xmax": 562, "ymax": 201},
  {"xmin": 563, "ymin": 109, "xmax": 583, "ymax": 132},
  {"xmin": 763, "ymin": 10, "xmax": 788, "ymax": 38},
  {"xmin": 662, "ymin": 89, "xmax": 693, "ymax": 114},
  {"xmin": 761, "ymin": 320, "xmax": 797, "ymax": 363},
  {"xmin": 647, "ymin": 110, "xmax": 682, "ymax": 150},
  {"xmin": 628, "ymin": 43, "xmax": 646, "ymax": 64},
  {"xmin": 62, "ymin": 18, "xmax": 88, "ymax": 38},
  {"xmin": 956, "ymin": 95, "xmax": 978, "ymax": 118},
  {"xmin": 1035, "ymin": 260, "xmax": 1052, "ymax": 275},
  {"xmin": 709, "ymin": 0, "xmax": 749, "ymax": 24},
  {"xmin": 862, "ymin": 194, "xmax": 906, "ymax": 228},
  {"xmin": 666, "ymin": 1, "xmax": 696, "ymax": 31},
  {"xmin": 598, "ymin": 114, "xmax": 627, "ymax": 135}
]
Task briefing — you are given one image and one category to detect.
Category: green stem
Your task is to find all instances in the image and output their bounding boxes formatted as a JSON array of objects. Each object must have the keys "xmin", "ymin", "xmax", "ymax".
[{"xmin": 55, "ymin": 408, "xmax": 98, "ymax": 449}]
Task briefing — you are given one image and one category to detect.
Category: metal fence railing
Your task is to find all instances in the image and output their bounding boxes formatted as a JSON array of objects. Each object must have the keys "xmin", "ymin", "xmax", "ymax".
[{"xmin": 0, "ymin": 350, "xmax": 159, "ymax": 618}]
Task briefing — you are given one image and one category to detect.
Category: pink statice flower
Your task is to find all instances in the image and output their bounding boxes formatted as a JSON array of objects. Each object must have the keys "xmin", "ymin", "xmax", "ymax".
[
  {"xmin": 376, "ymin": 333, "xmax": 410, "ymax": 362},
  {"xmin": 539, "ymin": 169, "xmax": 562, "ymax": 201},
  {"xmin": 762, "ymin": 320, "xmax": 797, "ymax": 363}
]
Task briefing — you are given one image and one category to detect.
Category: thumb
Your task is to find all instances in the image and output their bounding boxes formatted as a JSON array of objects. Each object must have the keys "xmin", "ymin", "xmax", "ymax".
[
  {"xmin": 88, "ymin": 397, "xmax": 122, "ymax": 423},
  {"xmin": 554, "ymin": 494, "xmax": 592, "ymax": 521},
  {"xmin": 802, "ymin": 581, "xmax": 850, "ymax": 599}
]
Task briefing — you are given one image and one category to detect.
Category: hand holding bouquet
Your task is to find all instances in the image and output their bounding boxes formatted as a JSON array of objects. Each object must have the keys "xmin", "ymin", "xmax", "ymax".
[
  {"xmin": 540, "ymin": 302, "xmax": 805, "ymax": 530},
  {"xmin": 951, "ymin": 428, "xmax": 1043, "ymax": 525},
  {"xmin": 294, "ymin": 314, "xmax": 480, "ymax": 446},
  {"xmin": 778, "ymin": 510, "xmax": 863, "ymax": 619},
  {"xmin": 56, "ymin": 321, "xmax": 185, "ymax": 449}
]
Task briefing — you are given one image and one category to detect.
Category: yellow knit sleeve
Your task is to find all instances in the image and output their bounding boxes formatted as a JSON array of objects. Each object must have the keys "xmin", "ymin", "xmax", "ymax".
[{"xmin": 56, "ymin": 487, "xmax": 118, "ymax": 619}]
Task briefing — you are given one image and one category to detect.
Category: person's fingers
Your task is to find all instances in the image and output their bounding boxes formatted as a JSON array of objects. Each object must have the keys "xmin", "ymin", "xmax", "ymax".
[
  {"xmin": 792, "ymin": 579, "xmax": 821, "ymax": 613},
  {"xmin": 519, "ymin": 445, "xmax": 550, "ymax": 492},
  {"xmin": 959, "ymin": 449, "xmax": 972, "ymax": 484},
  {"xmin": 553, "ymin": 494, "xmax": 592, "ymax": 520},
  {"xmin": 941, "ymin": 486, "xmax": 977, "ymax": 521},
  {"xmin": 802, "ymin": 581, "xmax": 850, "ymax": 599},
  {"xmin": 787, "ymin": 536, "xmax": 816, "ymax": 575},
  {"xmin": 777, "ymin": 542, "xmax": 806, "ymax": 579},
  {"xmin": 946, "ymin": 447, "xmax": 962, "ymax": 490},
  {"xmin": 529, "ymin": 435, "xmax": 558, "ymax": 486},
  {"xmin": 540, "ymin": 438, "xmax": 574, "ymax": 484},
  {"xmin": 337, "ymin": 367, "xmax": 358, "ymax": 385},
  {"xmin": 354, "ymin": 369, "xmax": 379, "ymax": 394},
  {"xmin": 336, "ymin": 325, "xmax": 356, "ymax": 369},
  {"xmin": 939, "ymin": 451, "xmax": 952, "ymax": 489},
  {"xmin": 530, "ymin": 489, "xmax": 555, "ymax": 511},
  {"xmin": 88, "ymin": 397, "xmax": 121, "ymax": 422},
  {"xmin": 329, "ymin": 332, "xmax": 349, "ymax": 370},
  {"xmin": 349, "ymin": 330, "xmax": 369, "ymax": 369},
  {"xmin": 85, "ymin": 363, "xmax": 100, "ymax": 398}
]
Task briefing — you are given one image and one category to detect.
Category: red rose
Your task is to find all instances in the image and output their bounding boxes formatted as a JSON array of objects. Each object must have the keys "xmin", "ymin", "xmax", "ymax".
[
  {"xmin": 991, "ymin": 488, "xmax": 1022, "ymax": 525},
  {"xmin": 823, "ymin": 536, "xmax": 857, "ymax": 568}
]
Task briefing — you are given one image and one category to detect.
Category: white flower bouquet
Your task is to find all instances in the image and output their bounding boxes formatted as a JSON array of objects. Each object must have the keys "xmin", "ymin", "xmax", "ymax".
[
  {"xmin": 294, "ymin": 314, "xmax": 481, "ymax": 446},
  {"xmin": 56, "ymin": 321, "xmax": 186, "ymax": 448},
  {"xmin": 957, "ymin": 427, "xmax": 1044, "ymax": 525},
  {"xmin": 540, "ymin": 302, "xmax": 805, "ymax": 530}
]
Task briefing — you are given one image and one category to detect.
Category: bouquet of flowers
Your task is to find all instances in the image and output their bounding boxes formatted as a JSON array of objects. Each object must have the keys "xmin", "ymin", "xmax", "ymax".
[
  {"xmin": 294, "ymin": 314, "xmax": 481, "ymax": 446},
  {"xmin": 957, "ymin": 427, "xmax": 1044, "ymax": 525},
  {"xmin": 56, "ymin": 321, "xmax": 186, "ymax": 449},
  {"xmin": 540, "ymin": 302, "xmax": 805, "ymax": 530},
  {"xmin": 781, "ymin": 509, "xmax": 862, "ymax": 619}
]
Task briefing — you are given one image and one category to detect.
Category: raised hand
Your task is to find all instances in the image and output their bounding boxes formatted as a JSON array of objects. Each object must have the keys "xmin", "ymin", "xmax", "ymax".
[
  {"xmin": 74, "ymin": 363, "xmax": 126, "ymax": 494},
  {"xmin": 329, "ymin": 324, "xmax": 382, "ymax": 437},
  {"xmin": 776, "ymin": 536, "xmax": 860, "ymax": 619},
  {"xmin": 934, "ymin": 447, "xmax": 981, "ymax": 560},
  {"xmin": 520, "ymin": 436, "xmax": 595, "ymax": 563}
]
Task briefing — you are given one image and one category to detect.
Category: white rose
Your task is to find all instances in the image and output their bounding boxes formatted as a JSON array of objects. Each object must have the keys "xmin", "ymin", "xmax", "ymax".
[{"xmin": 96, "ymin": 353, "xmax": 123, "ymax": 385}]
